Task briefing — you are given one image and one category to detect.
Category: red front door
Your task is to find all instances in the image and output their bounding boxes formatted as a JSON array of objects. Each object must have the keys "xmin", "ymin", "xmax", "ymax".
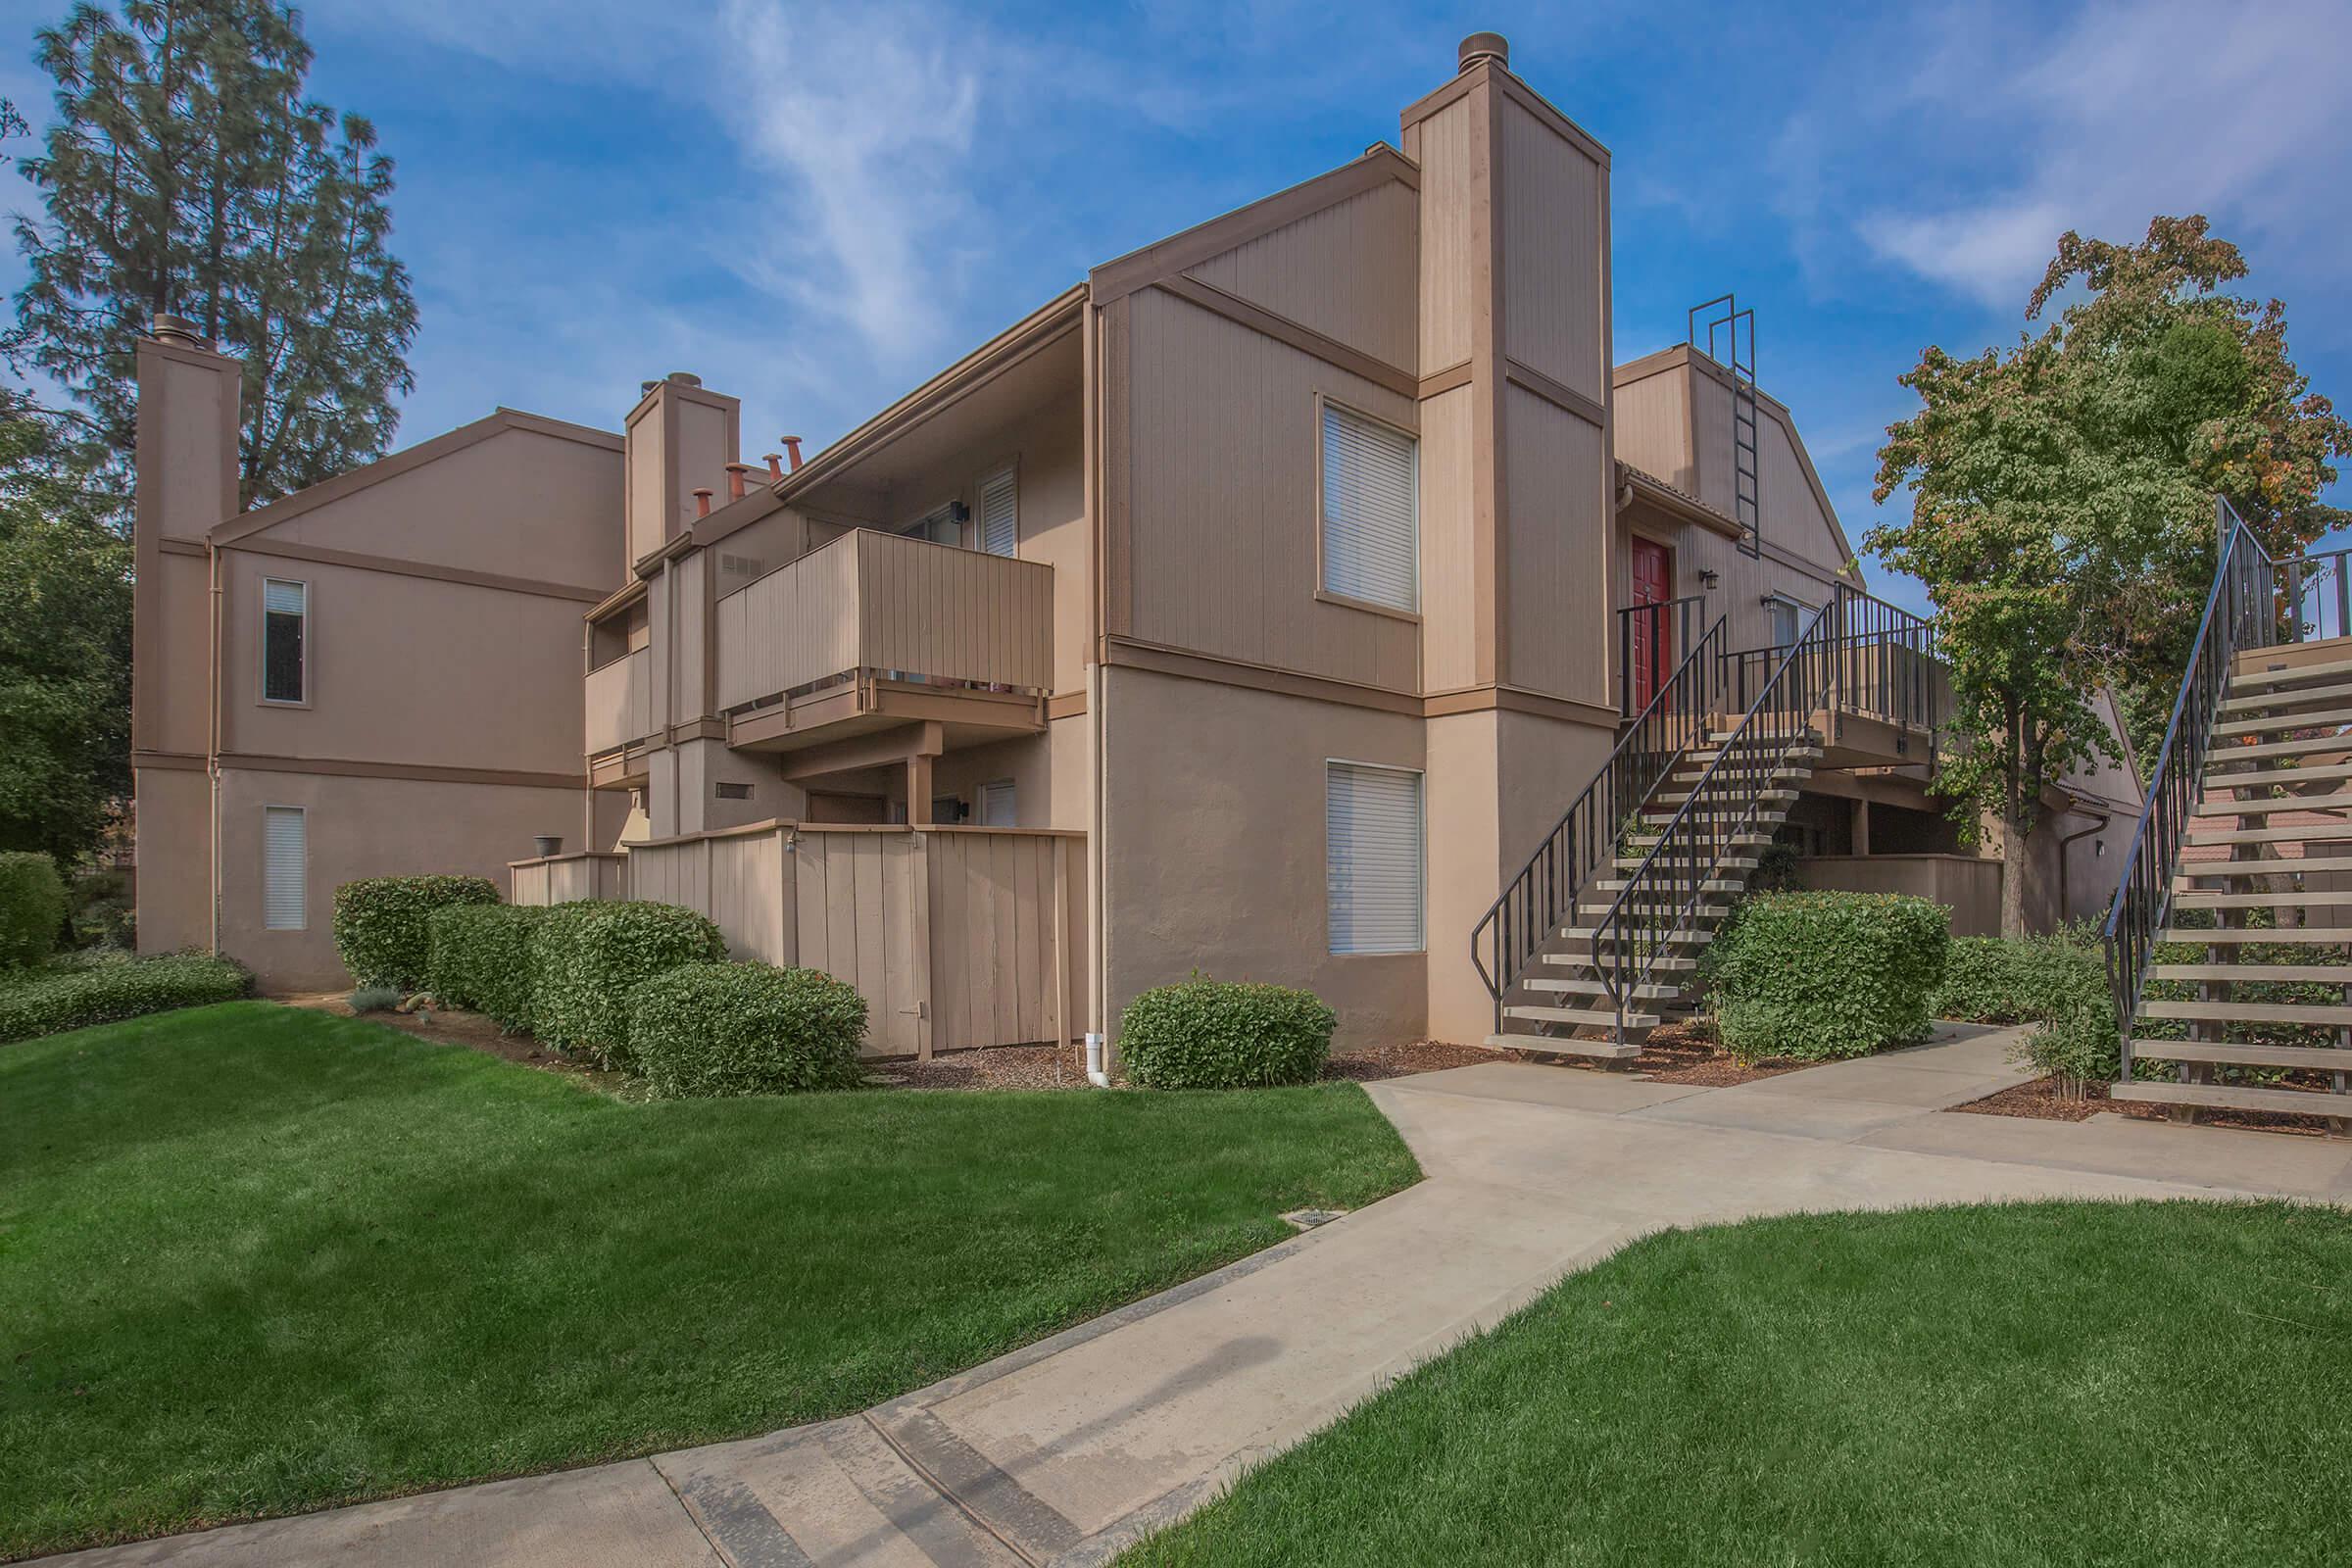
[{"xmin": 1630, "ymin": 537, "xmax": 1673, "ymax": 710}]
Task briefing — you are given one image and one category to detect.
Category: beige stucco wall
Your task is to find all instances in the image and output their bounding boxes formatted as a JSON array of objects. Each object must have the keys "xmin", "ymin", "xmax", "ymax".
[
  {"xmin": 1101, "ymin": 664, "xmax": 1426, "ymax": 1050},
  {"xmin": 215, "ymin": 767, "xmax": 584, "ymax": 990},
  {"xmin": 131, "ymin": 766, "xmax": 213, "ymax": 957}
]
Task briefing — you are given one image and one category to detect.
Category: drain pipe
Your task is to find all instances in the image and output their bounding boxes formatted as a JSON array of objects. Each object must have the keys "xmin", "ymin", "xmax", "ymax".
[{"xmin": 2055, "ymin": 809, "xmax": 2109, "ymax": 925}]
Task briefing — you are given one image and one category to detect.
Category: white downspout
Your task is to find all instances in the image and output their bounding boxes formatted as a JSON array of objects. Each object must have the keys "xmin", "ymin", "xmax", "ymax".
[{"xmin": 1085, "ymin": 656, "xmax": 1109, "ymax": 1087}]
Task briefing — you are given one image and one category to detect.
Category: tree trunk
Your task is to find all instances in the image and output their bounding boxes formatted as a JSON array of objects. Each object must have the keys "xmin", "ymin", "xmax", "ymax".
[{"xmin": 2001, "ymin": 805, "xmax": 2032, "ymax": 939}]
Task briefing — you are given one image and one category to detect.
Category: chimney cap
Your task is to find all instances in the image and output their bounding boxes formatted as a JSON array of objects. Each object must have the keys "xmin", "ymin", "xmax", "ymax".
[
  {"xmin": 1457, "ymin": 31, "xmax": 1508, "ymax": 73},
  {"xmin": 150, "ymin": 312, "xmax": 208, "ymax": 349},
  {"xmin": 666, "ymin": 371, "xmax": 704, "ymax": 387},
  {"xmin": 640, "ymin": 379, "xmax": 662, "ymax": 396}
]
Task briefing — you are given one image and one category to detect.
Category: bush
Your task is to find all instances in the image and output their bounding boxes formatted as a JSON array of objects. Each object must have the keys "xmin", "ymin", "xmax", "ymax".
[
  {"xmin": 1710, "ymin": 891, "xmax": 1951, "ymax": 1062},
  {"xmin": 426, "ymin": 903, "xmax": 548, "ymax": 1032},
  {"xmin": 348, "ymin": 985, "xmax": 401, "ymax": 1014},
  {"xmin": 2020, "ymin": 995, "xmax": 2124, "ymax": 1093},
  {"xmin": 0, "ymin": 954, "xmax": 251, "ymax": 1044},
  {"xmin": 530, "ymin": 901, "xmax": 726, "ymax": 1068},
  {"xmin": 1119, "ymin": 976, "xmax": 1336, "ymax": 1089},
  {"xmin": 1933, "ymin": 929, "xmax": 2105, "ymax": 1024},
  {"xmin": 627, "ymin": 961, "xmax": 868, "ymax": 1098},
  {"xmin": 0, "ymin": 853, "xmax": 68, "ymax": 968},
  {"xmin": 331, "ymin": 875, "xmax": 500, "ymax": 990}
]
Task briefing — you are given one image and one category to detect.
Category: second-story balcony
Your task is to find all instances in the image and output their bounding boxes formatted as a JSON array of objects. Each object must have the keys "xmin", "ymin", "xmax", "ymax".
[
  {"xmin": 586, "ymin": 645, "xmax": 654, "ymax": 760},
  {"xmin": 716, "ymin": 527, "xmax": 1054, "ymax": 753}
]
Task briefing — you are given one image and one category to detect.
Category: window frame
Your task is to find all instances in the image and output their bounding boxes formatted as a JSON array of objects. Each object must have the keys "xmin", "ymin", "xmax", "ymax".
[
  {"xmin": 260, "ymin": 576, "xmax": 311, "ymax": 708},
  {"xmin": 1762, "ymin": 591, "xmax": 1815, "ymax": 651},
  {"xmin": 262, "ymin": 804, "xmax": 308, "ymax": 931},
  {"xmin": 976, "ymin": 460, "xmax": 1019, "ymax": 559},
  {"xmin": 1313, "ymin": 395, "xmax": 1422, "ymax": 623},
  {"xmin": 1323, "ymin": 758, "xmax": 1427, "ymax": 957},
  {"xmin": 978, "ymin": 778, "xmax": 1017, "ymax": 828}
]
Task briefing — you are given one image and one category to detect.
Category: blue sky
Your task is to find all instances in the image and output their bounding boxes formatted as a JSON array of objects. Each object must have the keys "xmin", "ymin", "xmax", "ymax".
[{"xmin": 3, "ymin": 0, "xmax": 2348, "ymax": 614}]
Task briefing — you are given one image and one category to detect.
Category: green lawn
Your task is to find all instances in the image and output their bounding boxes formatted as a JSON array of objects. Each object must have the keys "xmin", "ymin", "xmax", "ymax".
[
  {"xmin": 0, "ymin": 1002, "xmax": 1417, "ymax": 1559},
  {"xmin": 1124, "ymin": 1201, "xmax": 2352, "ymax": 1568}
]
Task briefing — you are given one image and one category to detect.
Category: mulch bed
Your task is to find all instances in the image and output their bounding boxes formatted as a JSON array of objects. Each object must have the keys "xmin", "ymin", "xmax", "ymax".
[
  {"xmin": 876, "ymin": 1036, "xmax": 1507, "ymax": 1091},
  {"xmin": 279, "ymin": 993, "xmax": 623, "ymax": 1086},
  {"xmin": 1953, "ymin": 1074, "xmax": 2347, "ymax": 1138}
]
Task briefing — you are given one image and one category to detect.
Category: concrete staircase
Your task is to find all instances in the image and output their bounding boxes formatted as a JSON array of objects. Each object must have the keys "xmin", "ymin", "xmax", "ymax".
[
  {"xmin": 1489, "ymin": 728, "xmax": 1822, "ymax": 1061},
  {"xmin": 2118, "ymin": 648, "xmax": 2352, "ymax": 1124}
]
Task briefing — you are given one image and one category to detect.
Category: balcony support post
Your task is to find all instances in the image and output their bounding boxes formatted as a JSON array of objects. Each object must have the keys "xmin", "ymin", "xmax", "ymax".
[{"xmin": 906, "ymin": 752, "xmax": 934, "ymax": 825}]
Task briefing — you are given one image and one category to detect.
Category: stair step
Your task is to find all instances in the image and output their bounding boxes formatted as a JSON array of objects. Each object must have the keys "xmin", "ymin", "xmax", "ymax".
[
  {"xmin": 2212, "ymin": 709, "xmax": 2352, "ymax": 740},
  {"xmin": 2129, "ymin": 1039, "xmax": 2352, "ymax": 1071},
  {"xmin": 2208, "ymin": 735, "xmax": 2352, "ymax": 765},
  {"xmin": 1613, "ymin": 856, "xmax": 1758, "ymax": 871},
  {"xmin": 2198, "ymin": 760, "xmax": 2352, "ymax": 790},
  {"xmin": 1524, "ymin": 976, "xmax": 1682, "ymax": 1000},
  {"xmin": 1655, "ymin": 789, "xmax": 1799, "ymax": 809},
  {"xmin": 1671, "ymin": 766, "xmax": 1807, "ymax": 785},
  {"xmin": 2194, "ymin": 791, "xmax": 2352, "ymax": 815},
  {"xmin": 2158, "ymin": 927, "xmax": 2351, "ymax": 944},
  {"xmin": 2146, "ymin": 963, "xmax": 2352, "ymax": 983},
  {"xmin": 2170, "ymin": 890, "xmax": 2352, "ymax": 908},
  {"xmin": 1556, "ymin": 927, "xmax": 1710, "ymax": 949},
  {"xmin": 1541, "ymin": 952, "xmax": 1698, "ymax": 971},
  {"xmin": 1592, "ymin": 878, "xmax": 1744, "ymax": 895},
  {"xmin": 2221, "ymin": 679, "xmax": 2352, "ymax": 714},
  {"xmin": 2110, "ymin": 1079, "xmax": 2351, "ymax": 1118},
  {"xmin": 2184, "ymin": 823, "xmax": 2352, "ymax": 846},
  {"xmin": 1577, "ymin": 900, "xmax": 1733, "ymax": 920},
  {"xmin": 2178, "ymin": 858, "xmax": 2324, "ymax": 877},
  {"xmin": 2230, "ymin": 655, "xmax": 2352, "ymax": 690},
  {"xmin": 2138, "ymin": 999, "xmax": 2352, "ymax": 1025},
  {"xmin": 1485, "ymin": 1032, "xmax": 1645, "ymax": 1061},
  {"xmin": 1502, "ymin": 1004, "xmax": 1662, "ymax": 1029}
]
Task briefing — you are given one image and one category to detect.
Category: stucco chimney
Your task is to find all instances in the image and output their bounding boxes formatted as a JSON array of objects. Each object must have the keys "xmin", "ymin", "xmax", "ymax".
[
  {"xmin": 1457, "ymin": 31, "xmax": 1508, "ymax": 72},
  {"xmin": 780, "ymin": 436, "xmax": 805, "ymax": 471},
  {"xmin": 693, "ymin": 487, "xmax": 713, "ymax": 518}
]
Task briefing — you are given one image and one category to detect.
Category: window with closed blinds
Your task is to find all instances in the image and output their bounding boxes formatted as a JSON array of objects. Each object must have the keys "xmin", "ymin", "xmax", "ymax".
[
  {"xmin": 978, "ymin": 779, "xmax": 1016, "ymax": 827},
  {"xmin": 1326, "ymin": 761, "xmax": 1424, "ymax": 955},
  {"xmin": 979, "ymin": 466, "xmax": 1017, "ymax": 558},
  {"xmin": 262, "ymin": 578, "xmax": 307, "ymax": 704},
  {"xmin": 263, "ymin": 807, "xmax": 307, "ymax": 930},
  {"xmin": 1320, "ymin": 404, "xmax": 1418, "ymax": 612}
]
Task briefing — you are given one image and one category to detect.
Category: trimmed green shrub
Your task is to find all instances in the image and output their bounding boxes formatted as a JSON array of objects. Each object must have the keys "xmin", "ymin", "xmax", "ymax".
[
  {"xmin": 529, "ymin": 901, "xmax": 726, "ymax": 1068},
  {"xmin": 348, "ymin": 985, "xmax": 401, "ymax": 1014},
  {"xmin": 331, "ymin": 876, "xmax": 499, "ymax": 990},
  {"xmin": 1119, "ymin": 976, "xmax": 1336, "ymax": 1089},
  {"xmin": 2020, "ymin": 995, "xmax": 2124, "ymax": 1092},
  {"xmin": 427, "ymin": 903, "xmax": 548, "ymax": 1032},
  {"xmin": 627, "ymin": 961, "xmax": 868, "ymax": 1098},
  {"xmin": 1710, "ymin": 891, "xmax": 1951, "ymax": 1062},
  {"xmin": 1933, "ymin": 929, "xmax": 2105, "ymax": 1024},
  {"xmin": 0, "ymin": 853, "xmax": 68, "ymax": 968},
  {"xmin": 0, "ymin": 954, "xmax": 251, "ymax": 1044}
]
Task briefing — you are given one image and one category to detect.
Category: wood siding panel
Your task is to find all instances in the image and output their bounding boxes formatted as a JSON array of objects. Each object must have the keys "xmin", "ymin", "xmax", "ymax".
[
  {"xmin": 1124, "ymin": 286, "xmax": 1419, "ymax": 693},
  {"xmin": 1503, "ymin": 385, "xmax": 1607, "ymax": 705},
  {"xmin": 1185, "ymin": 180, "xmax": 1418, "ymax": 373},
  {"xmin": 1418, "ymin": 386, "xmax": 1479, "ymax": 692},
  {"xmin": 585, "ymin": 648, "xmax": 652, "ymax": 755},
  {"xmin": 1415, "ymin": 97, "xmax": 1478, "ymax": 374},
  {"xmin": 923, "ymin": 830, "xmax": 1070, "ymax": 1048},
  {"xmin": 715, "ymin": 530, "xmax": 1052, "ymax": 710},
  {"xmin": 1612, "ymin": 369, "xmax": 1695, "ymax": 495},
  {"xmin": 1499, "ymin": 99, "xmax": 1604, "ymax": 401},
  {"xmin": 1757, "ymin": 407, "xmax": 1851, "ymax": 574}
]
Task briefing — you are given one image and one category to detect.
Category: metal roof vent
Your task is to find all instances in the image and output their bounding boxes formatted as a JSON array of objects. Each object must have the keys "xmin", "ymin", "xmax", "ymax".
[{"xmin": 1458, "ymin": 31, "xmax": 1508, "ymax": 73}]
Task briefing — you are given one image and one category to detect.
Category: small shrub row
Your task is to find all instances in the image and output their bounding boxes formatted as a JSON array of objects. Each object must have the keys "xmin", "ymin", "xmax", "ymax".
[
  {"xmin": 0, "ymin": 853, "xmax": 68, "ymax": 968},
  {"xmin": 1933, "ymin": 926, "xmax": 2105, "ymax": 1025},
  {"xmin": 0, "ymin": 954, "xmax": 252, "ymax": 1044},
  {"xmin": 331, "ymin": 876, "xmax": 500, "ymax": 990},
  {"xmin": 628, "ymin": 962, "xmax": 868, "ymax": 1098},
  {"xmin": 1709, "ymin": 891, "xmax": 1951, "ymax": 1062},
  {"xmin": 530, "ymin": 902, "xmax": 727, "ymax": 1068},
  {"xmin": 426, "ymin": 904, "xmax": 548, "ymax": 1032},
  {"xmin": 1119, "ymin": 976, "xmax": 1336, "ymax": 1089}
]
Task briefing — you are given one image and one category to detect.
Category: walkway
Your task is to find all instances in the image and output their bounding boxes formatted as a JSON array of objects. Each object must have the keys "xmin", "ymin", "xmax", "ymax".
[{"xmin": 48, "ymin": 1025, "xmax": 2352, "ymax": 1567}]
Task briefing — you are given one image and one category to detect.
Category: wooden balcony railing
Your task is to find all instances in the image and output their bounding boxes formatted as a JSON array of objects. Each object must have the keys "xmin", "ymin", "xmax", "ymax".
[
  {"xmin": 585, "ymin": 647, "xmax": 652, "ymax": 756},
  {"xmin": 715, "ymin": 529, "xmax": 1054, "ymax": 712}
]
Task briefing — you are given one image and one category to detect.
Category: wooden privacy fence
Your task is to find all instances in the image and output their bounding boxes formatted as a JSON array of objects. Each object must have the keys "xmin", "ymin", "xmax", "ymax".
[
  {"xmin": 508, "ymin": 851, "xmax": 626, "ymax": 906},
  {"xmin": 536, "ymin": 822, "xmax": 1084, "ymax": 1060}
]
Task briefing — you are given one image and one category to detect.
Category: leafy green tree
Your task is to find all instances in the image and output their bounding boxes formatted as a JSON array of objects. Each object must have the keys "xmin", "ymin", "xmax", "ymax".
[
  {"xmin": 1872, "ymin": 217, "xmax": 2349, "ymax": 935},
  {"xmin": 0, "ymin": 390, "xmax": 129, "ymax": 865},
  {"xmin": 8, "ymin": 0, "xmax": 416, "ymax": 508}
]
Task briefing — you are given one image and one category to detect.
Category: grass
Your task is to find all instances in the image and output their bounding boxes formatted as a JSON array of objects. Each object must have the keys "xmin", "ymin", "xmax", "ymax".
[
  {"xmin": 0, "ymin": 1002, "xmax": 1417, "ymax": 1559},
  {"xmin": 1123, "ymin": 1200, "xmax": 2352, "ymax": 1568}
]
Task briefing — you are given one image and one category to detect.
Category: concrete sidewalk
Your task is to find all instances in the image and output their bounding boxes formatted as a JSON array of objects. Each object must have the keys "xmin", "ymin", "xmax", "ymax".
[{"xmin": 46, "ymin": 1023, "xmax": 2352, "ymax": 1567}]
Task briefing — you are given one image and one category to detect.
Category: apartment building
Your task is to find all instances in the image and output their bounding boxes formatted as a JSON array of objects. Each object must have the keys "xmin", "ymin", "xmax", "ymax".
[{"xmin": 131, "ymin": 32, "xmax": 2138, "ymax": 1053}]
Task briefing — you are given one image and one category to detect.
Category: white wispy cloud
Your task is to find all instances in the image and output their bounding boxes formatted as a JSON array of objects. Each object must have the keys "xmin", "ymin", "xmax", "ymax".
[{"xmin": 1847, "ymin": 0, "xmax": 2352, "ymax": 309}]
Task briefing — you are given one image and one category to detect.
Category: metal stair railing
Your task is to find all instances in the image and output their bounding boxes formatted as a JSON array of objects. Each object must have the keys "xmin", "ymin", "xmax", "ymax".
[
  {"xmin": 1592, "ymin": 598, "xmax": 1844, "ymax": 1040},
  {"xmin": 2103, "ymin": 498, "xmax": 2278, "ymax": 1081},
  {"xmin": 1471, "ymin": 612, "xmax": 1730, "ymax": 1030}
]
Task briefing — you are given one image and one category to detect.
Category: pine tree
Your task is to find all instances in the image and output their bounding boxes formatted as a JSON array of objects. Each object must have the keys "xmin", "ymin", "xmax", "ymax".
[{"xmin": 8, "ymin": 0, "xmax": 417, "ymax": 509}]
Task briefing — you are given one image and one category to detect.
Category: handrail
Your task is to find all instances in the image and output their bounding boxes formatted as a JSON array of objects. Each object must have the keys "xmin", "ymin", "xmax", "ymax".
[
  {"xmin": 1592, "ymin": 598, "xmax": 1842, "ymax": 1037},
  {"xmin": 1471, "ymin": 611, "xmax": 1730, "ymax": 1026},
  {"xmin": 2102, "ymin": 498, "xmax": 2278, "ymax": 1080},
  {"xmin": 1616, "ymin": 594, "xmax": 1708, "ymax": 716}
]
